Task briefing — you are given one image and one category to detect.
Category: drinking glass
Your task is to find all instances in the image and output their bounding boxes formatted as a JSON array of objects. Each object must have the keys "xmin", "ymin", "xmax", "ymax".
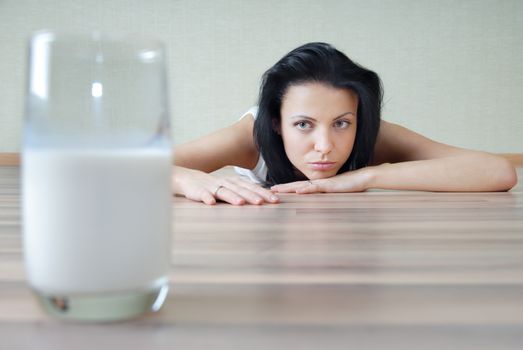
[{"xmin": 22, "ymin": 31, "xmax": 172, "ymax": 321}]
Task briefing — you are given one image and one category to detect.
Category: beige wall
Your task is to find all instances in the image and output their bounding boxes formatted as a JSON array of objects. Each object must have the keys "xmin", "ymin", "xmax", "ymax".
[{"xmin": 1, "ymin": 0, "xmax": 522, "ymax": 152}]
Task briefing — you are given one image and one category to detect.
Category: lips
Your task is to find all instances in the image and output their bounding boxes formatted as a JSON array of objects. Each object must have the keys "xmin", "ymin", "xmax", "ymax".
[{"xmin": 308, "ymin": 162, "xmax": 336, "ymax": 171}]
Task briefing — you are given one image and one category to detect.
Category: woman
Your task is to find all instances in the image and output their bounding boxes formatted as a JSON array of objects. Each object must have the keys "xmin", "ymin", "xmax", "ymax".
[{"xmin": 173, "ymin": 42, "xmax": 517, "ymax": 205}]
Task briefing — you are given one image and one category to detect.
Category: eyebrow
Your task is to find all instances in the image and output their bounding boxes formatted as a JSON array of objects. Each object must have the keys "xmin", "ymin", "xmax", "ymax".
[{"xmin": 289, "ymin": 111, "xmax": 356, "ymax": 121}]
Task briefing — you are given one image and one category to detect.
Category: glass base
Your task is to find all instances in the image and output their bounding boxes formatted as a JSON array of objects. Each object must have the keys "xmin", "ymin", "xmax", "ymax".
[{"xmin": 32, "ymin": 283, "xmax": 169, "ymax": 322}]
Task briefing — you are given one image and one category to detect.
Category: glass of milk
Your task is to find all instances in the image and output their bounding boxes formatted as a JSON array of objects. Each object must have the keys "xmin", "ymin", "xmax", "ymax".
[{"xmin": 22, "ymin": 31, "xmax": 172, "ymax": 321}]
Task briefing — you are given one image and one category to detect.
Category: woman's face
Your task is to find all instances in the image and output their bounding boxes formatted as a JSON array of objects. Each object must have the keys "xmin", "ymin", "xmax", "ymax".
[{"xmin": 279, "ymin": 82, "xmax": 358, "ymax": 180}]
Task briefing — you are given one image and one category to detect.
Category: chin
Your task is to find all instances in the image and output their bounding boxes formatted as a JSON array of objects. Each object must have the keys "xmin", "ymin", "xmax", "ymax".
[{"xmin": 305, "ymin": 171, "xmax": 338, "ymax": 180}]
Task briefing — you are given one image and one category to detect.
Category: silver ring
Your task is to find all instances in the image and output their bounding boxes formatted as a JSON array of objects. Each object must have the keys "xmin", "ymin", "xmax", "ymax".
[
  {"xmin": 213, "ymin": 185, "xmax": 225, "ymax": 196},
  {"xmin": 308, "ymin": 180, "xmax": 313, "ymax": 185}
]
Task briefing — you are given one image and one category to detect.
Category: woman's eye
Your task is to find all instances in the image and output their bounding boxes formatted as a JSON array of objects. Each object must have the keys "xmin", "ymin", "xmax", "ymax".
[
  {"xmin": 295, "ymin": 121, "xmax": 312, "ymax": 130},
  {"xmin": 334, "ymin": 120, "xmax": 351, "ymax": 129}
]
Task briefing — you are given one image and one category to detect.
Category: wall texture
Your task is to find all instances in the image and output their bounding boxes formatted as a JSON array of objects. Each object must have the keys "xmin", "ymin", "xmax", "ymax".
[{"xmin": 1, "ymin": 0, "xmax": 522, "ymax": 152}]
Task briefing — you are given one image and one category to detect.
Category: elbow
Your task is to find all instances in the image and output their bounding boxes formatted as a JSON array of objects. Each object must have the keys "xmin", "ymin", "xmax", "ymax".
[{"xmin": 493, "ymin": 158, "xmax": 518, "ymax": 191}]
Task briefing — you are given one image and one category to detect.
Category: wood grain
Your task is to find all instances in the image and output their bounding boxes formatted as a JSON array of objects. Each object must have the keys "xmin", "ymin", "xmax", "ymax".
[{"xmin": 0, "ymin": 166, "xmax": 522, "ymax": 349}]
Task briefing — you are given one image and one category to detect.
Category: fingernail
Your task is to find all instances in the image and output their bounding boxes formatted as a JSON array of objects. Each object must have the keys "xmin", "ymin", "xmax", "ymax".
[{"xmin": 270, "ymin": 195, "xmax": 279, "ymax": 202}]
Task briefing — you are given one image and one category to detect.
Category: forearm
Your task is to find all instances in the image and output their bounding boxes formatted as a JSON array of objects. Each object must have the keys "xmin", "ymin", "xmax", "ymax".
[
  {"xmin": 369, "ymin": 154, "xmax": 517, "ymax": 192},
  {"xmin": 173, "ymin": 145, "xmax": 222, "ymax": 173}
]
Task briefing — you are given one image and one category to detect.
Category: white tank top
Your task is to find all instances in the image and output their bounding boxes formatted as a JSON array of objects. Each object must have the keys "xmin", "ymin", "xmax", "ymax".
[{"xmin": 233, "ymin": 107, "xmax": 268, "ymax": 184}]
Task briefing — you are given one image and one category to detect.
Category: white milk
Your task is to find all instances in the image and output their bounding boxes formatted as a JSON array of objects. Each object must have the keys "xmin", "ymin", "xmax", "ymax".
[{"xmin": 22, "ymin": 148, "xmax": 172, "ymax": 295}]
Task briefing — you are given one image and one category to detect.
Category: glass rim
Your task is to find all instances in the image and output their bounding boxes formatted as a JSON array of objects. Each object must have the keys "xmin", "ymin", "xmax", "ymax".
[{"xmin": 29, "ymin": 29, "xmax": 166, "ymax": 50}]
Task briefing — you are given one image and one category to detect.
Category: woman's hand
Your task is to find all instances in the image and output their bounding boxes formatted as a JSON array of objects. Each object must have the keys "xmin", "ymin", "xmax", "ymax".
[
  {"xmin": 173, "ymin": 166, "xmax": 279, "ymax": 205},
  {"xmin": 273, "ymin": 153, "xmax": 517, "ymax": 194},
  {"xmin": 271, "ymin": 167, "xmax": 375, "ymax": 194}
]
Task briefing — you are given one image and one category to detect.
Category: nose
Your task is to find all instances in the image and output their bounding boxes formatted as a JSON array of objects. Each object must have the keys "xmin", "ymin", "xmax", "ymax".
[{"xmin": 313, "ymin": 129, "xmax": 333, "ymax": 155}]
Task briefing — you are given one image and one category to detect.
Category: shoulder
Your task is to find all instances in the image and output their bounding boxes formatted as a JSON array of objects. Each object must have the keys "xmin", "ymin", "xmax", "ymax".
[
  {"xmin": 371, "ymin": 120, "xmax": 403, "ymax": 165},
  {"xmin": 242, "ymin": 106, "xmax": 259, "ymax": 119},
  {"xmin": 232, "ymin": 108, "xmax": 256, "ymax": 137},
  {"xmin": 174, "ymin": 108, "xmax": 259, "ymax": 171},
  {"xmin": 230, "ymin": 109, "xmax": 259, "ymax": 168},
  {"xmin": 233, "ymin": 106, "xmax": 258, "ymax": 128}
]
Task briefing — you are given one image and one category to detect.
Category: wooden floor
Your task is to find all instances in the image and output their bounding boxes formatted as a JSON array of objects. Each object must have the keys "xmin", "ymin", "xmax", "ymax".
[{"xmin": 1, "ymin": 166, "xmax": 522, "ymax": 349}]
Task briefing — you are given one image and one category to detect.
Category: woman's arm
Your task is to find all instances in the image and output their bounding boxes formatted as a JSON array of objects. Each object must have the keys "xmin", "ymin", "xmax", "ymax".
[
  {"xmin": 172, "ymin": 114, "xmax": 279, "ymax": 205},
  {"xmin": 174, "ymin": 113, "xmax": 259, "ymax": 172},
  {"xmin": 368, "ymin": 120, "xmax": 518, "ymax": 191},
  {"xmin": 272, "ymin": 120, "xmax": 518, "ymax": 193}
]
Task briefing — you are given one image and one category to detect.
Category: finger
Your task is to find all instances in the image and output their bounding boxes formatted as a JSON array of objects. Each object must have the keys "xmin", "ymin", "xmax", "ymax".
[
  {"xmin": 236, "ymin": 183, "xmax": 279, "ymax": 203},
  {"xmin": 225, "ymin": 178, "xmax": 279, "ymax": 203},
  {"xmin": 271, "ymin": 181, "xmax": 309, "ymax": 193},
  {"xmin": 236, "ymin": 185, "xmax": 279, "ymax": 204},
  {"xmin": 262, "ymin": 190, "xmax": 280, "ymax": 203},
  {"xmin": 201, "ymin": 191, "xmax": 217, "ymax": 205},
  {"xmin": 217, "ymin": 182, "xmax": 265, "ymax": 205},
  {"xmin": 252, "ymin": 186, "xmax": 280, "ymax": 203},
  {"xmin": 186, "ymin": 190, "xmax": 216, "ymax": 205},
  {"xmin": 228, "ymin": 185, "xmax": 269, "ymax": 205},
  {"xmin": 214, "ymin": 187, "xmax": 247, "ymax": 206}
]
